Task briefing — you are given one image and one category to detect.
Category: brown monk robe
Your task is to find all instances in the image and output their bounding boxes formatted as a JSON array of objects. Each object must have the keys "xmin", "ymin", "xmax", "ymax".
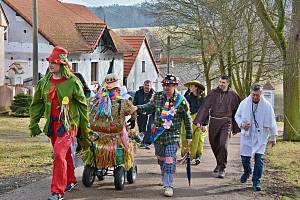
[{"xmin": 194, "ymin": 80, "xmax": 241, "ymax": 178}]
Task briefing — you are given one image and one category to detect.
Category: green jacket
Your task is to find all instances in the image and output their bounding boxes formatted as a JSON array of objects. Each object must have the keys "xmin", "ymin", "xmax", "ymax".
[{"xmin": 29, "ymin": 67, "xmax": 90, "ymax": 142}]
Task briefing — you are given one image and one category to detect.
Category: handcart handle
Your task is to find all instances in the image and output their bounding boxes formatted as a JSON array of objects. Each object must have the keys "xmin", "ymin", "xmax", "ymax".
[{"xmin": 89, "ymin": 131, "xmax": 100, "ymax": 141}]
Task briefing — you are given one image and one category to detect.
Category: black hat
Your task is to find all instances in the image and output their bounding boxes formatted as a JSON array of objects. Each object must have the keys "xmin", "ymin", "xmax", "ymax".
[{"xmin": 161, "ymin": 74, "xmax": 179, "ymax": 85}]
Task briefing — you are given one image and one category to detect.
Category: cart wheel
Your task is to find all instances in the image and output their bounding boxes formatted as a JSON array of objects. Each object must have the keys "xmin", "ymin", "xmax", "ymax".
[
  {"xmin": 127, "ymin": 164, "xmax": 137, "ymax": 184},
  {"xmin": 114, "ymin": 166, "xmax": 125, "ymax": 190},
  {"xmin": 82, "ymin": 165, "xmax": 95, "ymax": 187}
]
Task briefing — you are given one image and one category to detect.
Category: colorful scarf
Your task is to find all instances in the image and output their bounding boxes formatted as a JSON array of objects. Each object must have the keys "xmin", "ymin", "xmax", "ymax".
[{"xmin": 92, "ymin": 89, "xmax": 120, "ymax": 121}]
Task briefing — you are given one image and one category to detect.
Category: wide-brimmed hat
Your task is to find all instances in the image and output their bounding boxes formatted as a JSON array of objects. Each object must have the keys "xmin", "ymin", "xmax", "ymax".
[
  {"xmin": 161, "ymin": 74, "xmax": 179, "ymax": 85},
  {"xmin": 184, "ymin": 80, "xmax": 205, "ymax": 91},
  {"xmin": 47, "ymin": 46, "xmax": 69, "ymax": 65},
  {"xmin": 104, "ymin": 73, "xmax": 121, "ymax": 89}
]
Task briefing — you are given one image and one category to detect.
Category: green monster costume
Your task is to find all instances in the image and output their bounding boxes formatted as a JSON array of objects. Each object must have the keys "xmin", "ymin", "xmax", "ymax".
[
  {"xmin": 29, "ymin": 64, "xmax": 90, "ymax": 148},
  {"xmin": 181, "ymin": 114, "xmax": 206, "ymax": 159},
  {"xmin": 181, "ymin": 80, "xmax": 206, "ymax": 163}
]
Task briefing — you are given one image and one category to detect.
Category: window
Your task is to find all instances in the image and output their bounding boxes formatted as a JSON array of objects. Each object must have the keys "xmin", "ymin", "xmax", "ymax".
[
  {"xmin": 123, "ymin": 77, "xmax": 127, "ymax": 86},
  {"xmin": 72, "ymin": 63, "xmax": 78, "ymax": 72},
  {"xmin": 107, "ymin": 59, "xmax": 114, "ymax": 74},
  {"xmin": 91, "ymin": 62, "xmax": 98, "ymax": 82},
  {"xmin": 4, "ymin": 31, "xmax": 7, "ymax": 40},
  {"xmin": 142, "ymin": 61, "xmax": 146, "ymax": 72}
]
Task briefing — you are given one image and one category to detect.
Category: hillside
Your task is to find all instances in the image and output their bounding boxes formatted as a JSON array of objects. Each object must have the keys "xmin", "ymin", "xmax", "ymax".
[{"xmin": 89, "ymin": 4, "xmax": 156, "ymax": 28}]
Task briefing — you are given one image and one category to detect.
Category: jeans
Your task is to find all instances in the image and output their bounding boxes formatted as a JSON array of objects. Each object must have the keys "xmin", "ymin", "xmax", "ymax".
[
  {"xmin": 241, "ymin": 154, "xmax": 264, "ymax": 187},
  {"xmin": 252, "ymin": 154, "xmax": 264, "ymax": 187},
  {"xmin": 241, "ymin": 155, "xmax": 252, "ymax": 182}
]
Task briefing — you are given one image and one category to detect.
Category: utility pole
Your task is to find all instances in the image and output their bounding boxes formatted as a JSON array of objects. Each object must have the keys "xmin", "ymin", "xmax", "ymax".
[
  {"xmin": 32, "ymin": 0, "xmax": 38, "ymax": 86},
  {"xmin": 167, "ymin": 35, "xmax": 170, "ymax": 74}
]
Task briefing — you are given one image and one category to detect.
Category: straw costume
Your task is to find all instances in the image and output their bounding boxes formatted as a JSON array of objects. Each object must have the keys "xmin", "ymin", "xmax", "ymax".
[{"xmin": 83, "ymin": 74, "xmax": 137, "ymax": 171}]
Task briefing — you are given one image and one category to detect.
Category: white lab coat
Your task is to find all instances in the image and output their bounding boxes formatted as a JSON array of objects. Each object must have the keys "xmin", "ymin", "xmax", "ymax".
[{"xmin": 235, "ymin": 96, "xmax": 277, "ymax": 156}]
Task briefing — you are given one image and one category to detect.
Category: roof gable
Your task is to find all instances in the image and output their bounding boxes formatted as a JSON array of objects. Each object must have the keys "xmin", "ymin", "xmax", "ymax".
[
  {"xmin": 263, "ymin": 81, "xmax": 275, "ymax": 90},
  {"xmin": 121, "ymin": 35, "xmax": 158, "ymax": 77},
  {"xmin": 75, "ymin": 22, "xmax": 106, "ymax": 48},
  {"xmin": 109, "ymin": 30, "xmax": 134, "ymax": 53}
]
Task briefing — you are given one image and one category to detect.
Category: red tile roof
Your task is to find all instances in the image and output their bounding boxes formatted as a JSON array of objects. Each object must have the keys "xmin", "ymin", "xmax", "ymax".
[
  {"xmin": 61, "ymin": 3, "xmax": 102, "ymax": 22},
  {"xmin": 75, "ymin": 23, "xmax": 106, "ymax": 47},
  {"xmin": 109, "ymin": 30, "xmax": 134, "ymax": 53},
  {"xmin": 121, "ymin": 35, "xmax": 158, "ymax": 77},
  {"xmin": 2, "ymin": 0, "xmax": 131, "ymax": 53}
]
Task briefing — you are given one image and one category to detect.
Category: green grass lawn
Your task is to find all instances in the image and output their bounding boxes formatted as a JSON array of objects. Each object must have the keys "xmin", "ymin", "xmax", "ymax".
[
  {"xmin": 0, "ymin": 115, "xmax": 52, "ymax": 178},
  {"xmin": 266, "ymin": 140, "xmax": 300, "ymax": 199}
]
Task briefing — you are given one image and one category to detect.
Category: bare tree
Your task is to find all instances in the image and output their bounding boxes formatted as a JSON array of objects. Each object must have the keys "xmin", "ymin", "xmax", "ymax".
[
  {"xmin": 145, "ymin": 0, "xmax": 283, "ymax": 98},
  {"xmin": 254, "ymin": 0, "xmax": 300, "ymax": 141}
]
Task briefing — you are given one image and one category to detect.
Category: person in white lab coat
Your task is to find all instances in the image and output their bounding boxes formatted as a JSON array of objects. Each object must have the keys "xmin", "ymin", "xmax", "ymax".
[{"xmin": 235, "ymin": 83, "xmax": 277, "ymax": 191}]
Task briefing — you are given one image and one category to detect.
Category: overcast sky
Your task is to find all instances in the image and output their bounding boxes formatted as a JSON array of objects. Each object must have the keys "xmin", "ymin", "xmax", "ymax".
[{"xmin": 60, "ymin": 0, "xmax": 147, "ymax": 7}]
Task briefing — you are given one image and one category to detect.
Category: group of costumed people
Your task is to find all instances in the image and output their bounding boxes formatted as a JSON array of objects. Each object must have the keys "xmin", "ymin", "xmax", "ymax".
[
  {"xmin": 29, "ymin": 46, "xmax": 137, "ymax": 200},
  {"xmin": 29, "ymin": 46, "xmax": 278, "ymax": 200}
]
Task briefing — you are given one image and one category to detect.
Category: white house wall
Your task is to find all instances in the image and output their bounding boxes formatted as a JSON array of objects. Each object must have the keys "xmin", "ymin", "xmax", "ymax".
[
  {"xmin": 1, "ymin": 1, "xmax": 53, "ymax": 80},
  {"xmin": 0, "ymin": 26, "xmax": 5, "ymax": 85},
  {"xmin": 69, "ymin": 42, "xmax": 123, "ymax": 88},
  {"xmin": 127, "ymin": 41, "xmax": 161, "ymax": 92}
]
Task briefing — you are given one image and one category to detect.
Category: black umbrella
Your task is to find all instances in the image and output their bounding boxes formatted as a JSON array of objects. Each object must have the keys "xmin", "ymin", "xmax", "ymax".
[{"xmin": 186, "ymin": 152, "xmax": 191, "ymax": 186}]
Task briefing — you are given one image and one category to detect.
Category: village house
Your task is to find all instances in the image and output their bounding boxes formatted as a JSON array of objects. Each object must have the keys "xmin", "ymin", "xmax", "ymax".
[
  {"xmin": 0, "ymin": 5, "xmax": 7, "ymax": 86},
  {"xmin": 120, "ymin": 35, "xmax": 162, "ymax": 92},
  {"xmin": 0, "ymin": 0, "xmax": 138, "ymax": 88},
  {"xmin": 158, "ymin": 56, "xmax": 204, "ymax": 91}
]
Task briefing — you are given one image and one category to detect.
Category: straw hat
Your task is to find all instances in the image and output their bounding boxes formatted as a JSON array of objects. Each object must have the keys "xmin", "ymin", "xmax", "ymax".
[
  {"xmin": 184, "ymin": 80, "xmax": 205, "ymax": 91},
  {"xmin": 103, "ymin": 73, "xmax": 121, "ymax": 89}
]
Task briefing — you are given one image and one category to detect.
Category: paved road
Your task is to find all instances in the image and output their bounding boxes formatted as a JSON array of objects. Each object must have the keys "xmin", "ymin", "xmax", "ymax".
[{"xmin": 0, "ymin": 136, "xmax": 274, "ymax": 200}]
